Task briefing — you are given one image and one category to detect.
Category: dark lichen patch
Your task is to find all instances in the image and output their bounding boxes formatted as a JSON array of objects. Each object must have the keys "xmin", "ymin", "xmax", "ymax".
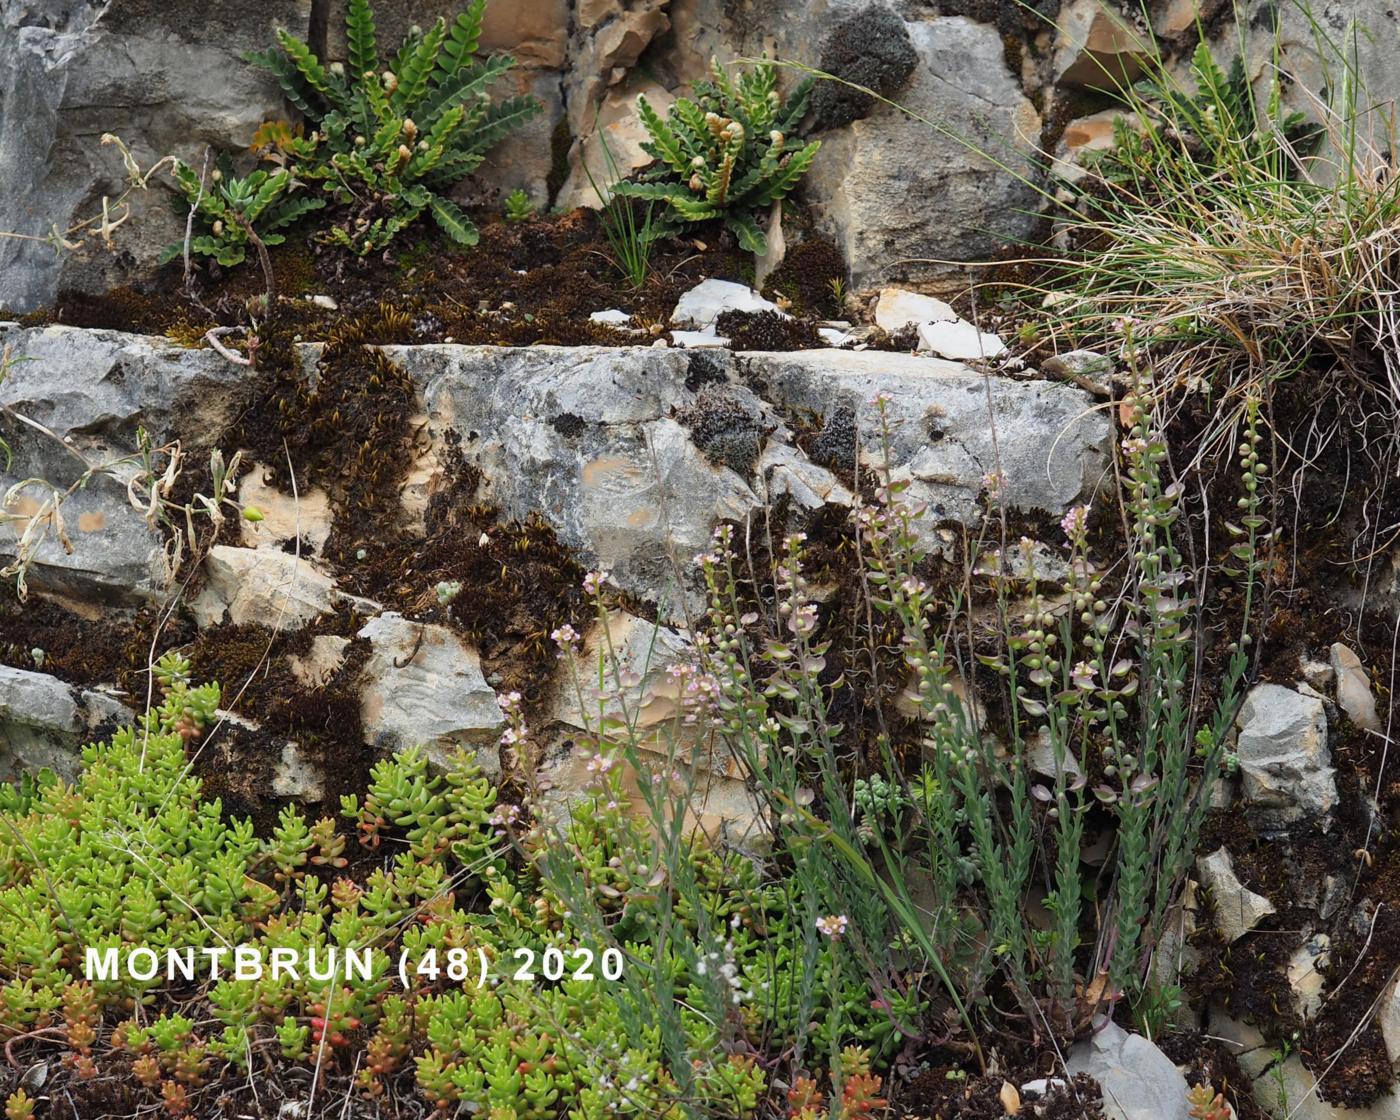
[
  {"xmin": 715, "ymin": 309, "xmax": 825, "ymax": 351},
  {"xmin": 551, "ymin": 412, "xmax": 588, "ymax": 438},
  {"xmin": 684, "ymin": 350, "xmax": 730, "ymax": 392},
  {"xmin": 808, "ymin": 4, "xmax": 919, "ymax": 131},
  {"xmin": 675, "ymin": 387, "xmax": 769, "ymax": 477},
  {"xmin": 809, "ymin": 403, "xmax": 859, "ymax": 473},
  {"xmin": 762, "ymin": 236, "xmax": 848, "ymax": 319}
]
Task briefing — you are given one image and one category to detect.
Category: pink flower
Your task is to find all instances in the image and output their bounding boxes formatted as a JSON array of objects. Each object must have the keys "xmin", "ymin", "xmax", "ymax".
[
  {"xmin": 1060, "ymin": 505, "xmax": 1090, "ymax": 540},
  {"xmin": 816, "ymin": 915, "xmax": 849, "ymax": 939}
]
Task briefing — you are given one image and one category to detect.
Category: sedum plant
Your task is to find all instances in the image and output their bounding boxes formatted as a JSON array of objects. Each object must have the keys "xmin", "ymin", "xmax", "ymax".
[
  {"xmin": 0, "ymin": 648, "xmax": 885, "ymax": 1114},
  {"xmin": 615, "ymin": 59, "xmax": 820, "ymax": 254},
  {"xmin": 160, "ymin": 161, "xmax": 324, "ymax": 267},
  {"xmin": 247, "ymin": 0, "xmax": 540, "ymax": 254}
]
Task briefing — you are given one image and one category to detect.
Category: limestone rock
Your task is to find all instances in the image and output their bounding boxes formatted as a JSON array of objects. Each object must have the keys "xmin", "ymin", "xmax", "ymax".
[
  {"xmin": 916, "ymin": 318, "xmax": 1007, "ymax": 361},
  {"xmin": 672, "ymin": 280, "xmax": 783, "ymax": 330},
  {"xmin": 873, "ymin": 289, "xmax": 958, "ymax": 333},
  {"xmin": 272, "ymin": 741, "xmax": 325, "ymax": 802},
  {"xmin": 557, "ymin": 82, "xmax": 675, "ymax": 210},
  {"xmin": 1197, "ymin": 847, "xmax": 1275, "ymax": 943},
  {"xmin": 287, "ymin": 635, "xmax": 351, "ymax": 689},
  {"xmin": 539, "ymin": 738, "xmax": 766, "ymax": 850},
  {"xmin": 1235, "ymin": 684, "xmax": 1337, "ymax": 827},
  {"xmin": 802, "ymin": 17, "xmax": 1041, "ymax": 290},
  {"xmin": 748, "ymin": 348, "xmax": 1111, "ymax": 528},
  {"xmin": 1054, "ymin": 0, "xmax": 1151, "ymax": 91},
  {"xmin": 193, "ymin": 546, "xmax": 337, "ymax": 631},
  {"xmin": 357, "ymin": 612, "xmax": 504, "ymax": 776},
  {"xmin": 0, "ymin": 1, "xmax": 311, "ymax": 312},
  {"xmin": 0, "ymin": 326, "xmax": 246, "ymax": 601},
  {"xmin": 380, "ymin": 344, "xmax": 1107, "ymax": 619},
  {"xmin": 1288, "ymin": 934, "xmax": 1330, "ymax": 1019},
  {"xmin": 1382, "ymin": 973, "xmax": 1400, "ymax": 1064},
  {"xmin": 0, "ymin": 665, "xmax": 133, "ymax": 782},
  {"xmin": 1042, "ymin": 350, "xmax": 1115, "ymax": 396},
  {"xmin": 237, "ymin": 465, "xmax": 333, "ymax": 554},
  {"xmin": 1331, "ymin": 642, "xmax": 1381, "ymax": 732},
  {"xmin": 1065, "ymin": 1018, "xmax": 1191, "ymax": 1120}
]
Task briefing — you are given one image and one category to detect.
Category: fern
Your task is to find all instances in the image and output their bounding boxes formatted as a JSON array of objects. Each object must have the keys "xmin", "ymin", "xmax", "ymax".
[
  {"xmin": 614, "ymin": 59, "xmax": 819, "ymax": 254},
  {"xmin": 246, "ymin": 0, "xmax": 539, "ymax": 255}
]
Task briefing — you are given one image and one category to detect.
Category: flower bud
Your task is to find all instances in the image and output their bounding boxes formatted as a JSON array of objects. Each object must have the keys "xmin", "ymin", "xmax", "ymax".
[
  {"xmin": 382, "ymin": 70, "xmax": 398, "ymax": 92},
  {"xmin": 769, "ymin": 130, "xmax": 784, "ymax": 146},
  {"xmin": 212, "ymin": 219, "xmax": 224, "ymax": 235},
  {"xmin": 402, "ymin": 118, "xmax": 418, "ymax": 142},
  {"xmin": 689, "ymin": 173, "xmax": 704, "ymax": 191}
]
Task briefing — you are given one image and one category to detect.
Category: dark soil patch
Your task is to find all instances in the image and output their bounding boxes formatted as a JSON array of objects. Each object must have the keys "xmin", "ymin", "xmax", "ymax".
[
  {"xmin": 27, "ymin": 209, "xmax": 766, "ymax": 350},
  {"xmin": 895, "ymin": 1068, "xmax": 1103, "ymax": 1119},
  {"xmin": 761, "ymin": 236, "xmax": 848, "ymax": 319}
]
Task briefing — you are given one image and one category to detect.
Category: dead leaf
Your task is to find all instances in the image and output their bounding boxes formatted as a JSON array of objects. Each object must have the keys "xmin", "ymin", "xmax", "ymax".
[{"xmin": 999, "ymin": 1081, "xmax": 1021, "ymax": 1115}]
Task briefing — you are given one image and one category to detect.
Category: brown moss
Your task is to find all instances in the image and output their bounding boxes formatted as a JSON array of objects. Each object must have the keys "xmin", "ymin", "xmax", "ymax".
[{"xmin": 761, "ymin": 236, "xmax": 847, "ymax": 318}]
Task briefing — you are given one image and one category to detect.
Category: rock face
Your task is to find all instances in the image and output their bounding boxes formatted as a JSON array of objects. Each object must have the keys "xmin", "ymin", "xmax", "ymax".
[
  {"xmin": 1197, "ymin": 846, "xmax": 1275, "ymax": 943},
  {"xmin": 1065, "ymin": 1018, "xmax": 1191, "ymax": 1120},
  {"xmin": 801, "ymin": 17, "xmax": 1043, "ymax": 290},
  {"xmin": 0, "ymin": 325, "xmax": 245, "ymax": 601},
  {"xmin": 357, "ymin": 613, "xmax": 505, "ymax": 776},
  {"xmin": 1330, "ymin": 642, "xmax": 1381, "ymax": 732},
  {"xmin": 384, "ymin": 343, "xmax": 1110, "ymax": 617},
  {"xmin": 1234, "ymin": 684, "xmax": 1337, "ymax": 828},
  {"xmin": 191, "ymin": 545, "xmax": 339, "ymax": 631},
  {"xmin": 12, "ymin": 1, "xmax": 1398, "ymax": 310},
  {"xmin": 0, "ymin": 664, "xmax": 133, "ymax": 782},
  {"xmin": 0, "ymin": 325, "xmax": 1110, "ymax": 820},
  {"xmin": 0, "ymin": 0, "xmax": 311, "ymax": 312}
]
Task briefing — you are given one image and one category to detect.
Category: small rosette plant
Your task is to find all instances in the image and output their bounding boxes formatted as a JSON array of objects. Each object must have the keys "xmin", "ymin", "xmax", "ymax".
[
  {"xmin": 614, "ymin": 58, "xmax": 820, "ymax": 254},
  {"xmin": 247, "ymin": 0, "xmax": 540, "ymax": 254},
  {"xmin": 160, "ymin": 161, "xmax": 324, "ymax": 268}
]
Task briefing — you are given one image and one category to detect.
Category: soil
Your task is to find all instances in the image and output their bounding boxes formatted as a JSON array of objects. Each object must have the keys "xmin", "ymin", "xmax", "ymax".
[{"xmin": 22, "ymin": 209, "xmax": 848, "ymax": 349}]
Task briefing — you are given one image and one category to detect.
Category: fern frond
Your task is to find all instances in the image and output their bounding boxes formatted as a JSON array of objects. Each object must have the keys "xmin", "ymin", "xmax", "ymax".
[
  {"xmin": 393, "ymin": 18, "xmax": 446, "ymax": 113},
  {"xmin": 437, "ymin": 0, "xmax": 487, "ymax": 80},
  {"xmin": 429, "ymin": 194, "xmax": 480, "ymax": 245},
  {"xmin": 637, "ymin": 97, "xmax": 689, "ymax": 175},
  {"xmin": 346, "ymin": 0, "xmax": 379, "ymax": 82}
]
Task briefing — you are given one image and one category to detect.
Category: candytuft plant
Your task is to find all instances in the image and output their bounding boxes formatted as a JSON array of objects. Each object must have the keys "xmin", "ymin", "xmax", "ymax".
[
  {"xmin": 615, "ymin": 58, "xmax": 820, "ymax": 253},
  {"xmin": 247, "ymin": 0, "xmax": 540, "ymax": 254},
  {"xmin": 160, "ymin": 160, "xmax": 325, "ymax": 268}
]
